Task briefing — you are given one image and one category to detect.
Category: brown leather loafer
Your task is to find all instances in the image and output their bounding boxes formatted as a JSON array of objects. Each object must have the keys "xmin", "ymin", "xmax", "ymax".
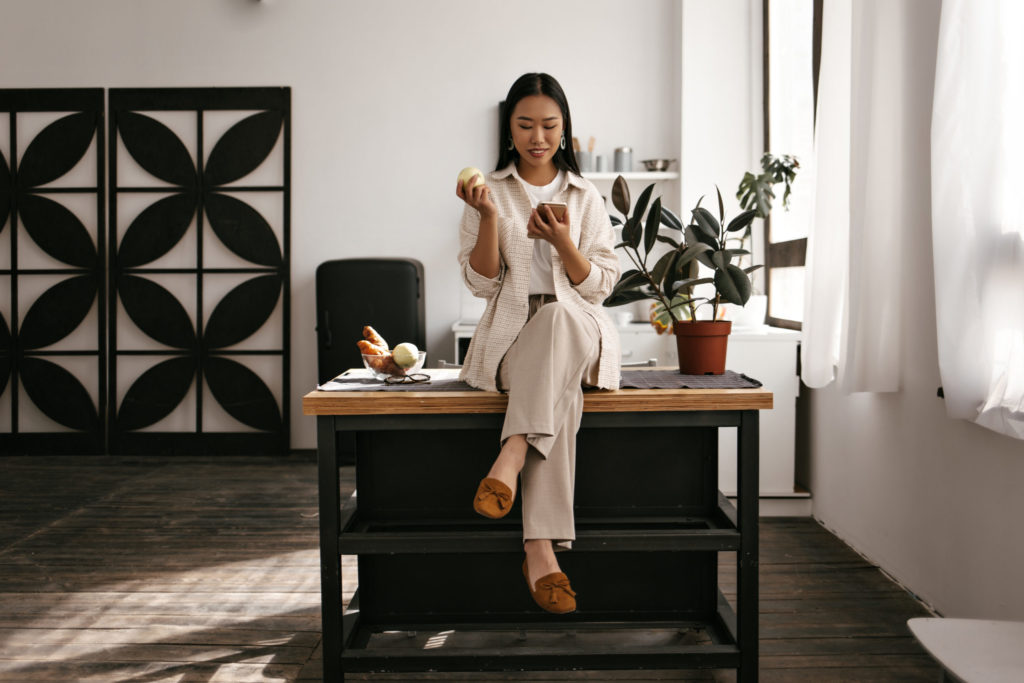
[
  {"xmin": 473, "ymin": 477, "xmax": 513, "ymax": 519},
  {"xmin": 523, "ymin": 559, "xmax": 577, "ymax": 614}
]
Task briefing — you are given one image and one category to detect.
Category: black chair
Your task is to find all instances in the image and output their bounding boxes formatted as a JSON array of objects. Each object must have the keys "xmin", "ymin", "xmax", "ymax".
[{"xmin": 315, "ymin": 258, "xmax": 426, "ymax": 384}]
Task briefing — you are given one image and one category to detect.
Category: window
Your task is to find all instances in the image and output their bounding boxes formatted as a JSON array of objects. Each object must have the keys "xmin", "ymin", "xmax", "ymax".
[{"xmin": 763, "ymin": 0, "xmax": 821, "ymax": 329}]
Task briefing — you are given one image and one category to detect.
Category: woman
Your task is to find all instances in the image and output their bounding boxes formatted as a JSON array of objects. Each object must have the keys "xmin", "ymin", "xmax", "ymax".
[{"xmin": 455, "ymin": 73, "xmax": 621, "ymax": 614}]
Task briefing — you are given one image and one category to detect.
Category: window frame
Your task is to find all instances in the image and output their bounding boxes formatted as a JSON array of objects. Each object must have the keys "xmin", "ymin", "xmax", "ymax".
[{"xmin": 762, "ymin": 0, "xmax": 822, "ymax": 331}]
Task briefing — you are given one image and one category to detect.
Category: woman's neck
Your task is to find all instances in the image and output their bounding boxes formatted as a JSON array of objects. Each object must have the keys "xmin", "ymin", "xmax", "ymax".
[{"xmin": 515, "ymin": 161, "xmax": 558, "ymax": 187}]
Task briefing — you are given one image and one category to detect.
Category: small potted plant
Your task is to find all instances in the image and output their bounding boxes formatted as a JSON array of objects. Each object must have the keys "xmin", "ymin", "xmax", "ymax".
[{"xmin": 604, "ymin": 154, "xmax": 798, "ymax": 374}]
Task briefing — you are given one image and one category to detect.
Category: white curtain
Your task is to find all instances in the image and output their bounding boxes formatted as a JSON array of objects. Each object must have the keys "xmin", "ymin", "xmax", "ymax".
[
  {"xmin": 801, "ymin": 0, "xmax": 902, "ymax": 392},
  {"xmin": 932, "ymin": 0, "xmax": 1024, "ymax": 439},
  {"xmin": 801, "ymin": 0, "xmax": 850, "ymax": 388}
]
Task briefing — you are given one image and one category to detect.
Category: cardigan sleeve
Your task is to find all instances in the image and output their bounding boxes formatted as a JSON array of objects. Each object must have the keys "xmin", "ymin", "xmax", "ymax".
[
  {"xmin": 457, "ymin": 203, "xmax": 504, "ymax": 298},
  {"xmin": 571, "ymin": 186, "xmax": 621, "ymax": 304}
]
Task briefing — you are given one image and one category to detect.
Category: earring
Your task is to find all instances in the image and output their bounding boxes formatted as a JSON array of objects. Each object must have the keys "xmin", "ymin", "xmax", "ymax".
[
  {"xmin": 507, "ymin": 135, "xmax": 515, "ymax": 151},
  {"xmin": 560, "ymin": 134, "xmax": 566, "ymax": 150}
]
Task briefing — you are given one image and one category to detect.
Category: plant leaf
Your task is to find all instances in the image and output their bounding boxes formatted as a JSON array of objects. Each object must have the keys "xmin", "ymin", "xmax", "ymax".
[
  {"xmin": 628, "ymin": 215, "xmax": 642, "ymax": 251},
  {"xmin": 738, "ymin": 171, "xmax": 776, "ymax": 218},
  {"xmin": 666, "ymin": 275, "xmax": 713, "ymax": 300},
  {"xmin": 686, "ymin": 226, "xmax": 717, "ymax": 268},
  {"xmin": 608, "ymin": 269, "xmax": 648, "ymax": 299},
  {"xmin": 650, "ymin": 249, "xmax": 676, "ymax": 287},
  {"xmin": 609, "ymin": 215, "xmax": 623, "ymax": 227},
  {"xmin": 711, "ymin": 250, "xmax": 731, "ymax": 269},
  {"xmin": 714, "ymin": 263, "xmax": 752, "ymax": 306},
  {"xmin": 691, "ymin": 207, "xmax": 720, "ymax": 242},
  {"xmin": 643, "ymin": 197, "xmax": 662, "ymax": 254},
  {"xmin": 743, "ymin": 264, "xmax": 764, "ymax": 274},
  {"xmin": 658, "ymin": 252, "xmax": 681, "ymax": 294},
  {"xmin": 603, "ymin": 288, "xmax": 651, "ymax": 307},
  {"xmin": 621, "ymin": 216, "xmax": 639, "ymax": 249},
  {"xmin": 726, "ymin": 209, "xmax": 757, "ymax": 233},
  {"xmin": 611, "ymin": 176, "xmax": 630, "ymax": 215},
  {"xmin": 656, "ymin": 234, "xmax": 681, "ymax": 248},
  {"xmin": 670, "ymin": 276, "xmax": 714, "ymax": 291},
  {"xmin": 678, "ymin": 241, "xmax": 713, "ymax": 265},
  {"xmin": 716, "ymin": 185, "xmax": 725, "ymax": 223},
  {"xmin": 204, "ymin": 110, "xmax": 284, "ymax": 186},
  {"xmin": 660, "ymin": 205, "xmax": 683, "ymax": 231},
  {"xmin": 632, "ymin": 184, "xmax": 655, "ymax": 230},
  {"xmin": 16, "ymin": 112, "xmax": 97, "ymax": 188}
]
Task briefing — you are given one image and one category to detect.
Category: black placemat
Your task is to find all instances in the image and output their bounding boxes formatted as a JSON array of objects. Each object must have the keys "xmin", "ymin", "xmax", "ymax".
[
  {"xmin": 318, "ymin": 368, "xmax": 761, "ymax": 392},
  {"xmin": 619, "ymin": 369, "xmax": 762, "ymax": 389}
]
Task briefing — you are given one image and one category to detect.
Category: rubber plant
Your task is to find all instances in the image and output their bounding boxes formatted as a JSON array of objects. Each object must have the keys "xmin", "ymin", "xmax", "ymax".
[
  {"xmin": 603, "ymin": 177, "xmax": 760, "ymax": 327},
  {"xmin": 602, "ymin": 177, "xmax": 714, "ymax": 324}
]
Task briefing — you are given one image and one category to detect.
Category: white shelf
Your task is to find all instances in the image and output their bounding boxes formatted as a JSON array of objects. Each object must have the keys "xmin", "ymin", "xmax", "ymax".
[{"xmin": 583, "ymin": 171, "xmax": 679, "ymax": 181}]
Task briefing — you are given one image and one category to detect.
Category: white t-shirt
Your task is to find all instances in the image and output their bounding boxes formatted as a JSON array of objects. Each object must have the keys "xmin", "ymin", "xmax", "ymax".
[{"xmin": 512, "ymin": 167, "xmax": 566, "ymax": 295}]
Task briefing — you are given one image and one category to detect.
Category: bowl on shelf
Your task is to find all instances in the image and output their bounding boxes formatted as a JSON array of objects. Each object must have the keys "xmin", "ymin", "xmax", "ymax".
[
  {"xmin": 639, "ymin": 158, "xmax": 676, "ymax": 172},
  {"xmin": 361, "ymin": 351, "xmax": 427, "ymax": 381}
]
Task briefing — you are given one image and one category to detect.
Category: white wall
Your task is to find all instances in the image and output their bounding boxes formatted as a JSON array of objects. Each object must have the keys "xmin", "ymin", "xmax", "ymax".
[
  {"xmin": 12, "ymin": 0, "xmax": 1020, "ymax": 628},
  {"xmin": 0, "ymin": 0, "xmax": 681, "ymax": 447},
  {"xmin": 681, "ymin": 0, "xmax": 763, "ymax": 209},
  {"xmin": 805, "ymin": 0, "xmax": 1024, "ymax": 619}
]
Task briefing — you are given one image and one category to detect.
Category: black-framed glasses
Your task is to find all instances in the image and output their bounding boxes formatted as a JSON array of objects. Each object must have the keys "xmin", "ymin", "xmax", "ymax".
[{"xmin": 384, "ymin": 373, "xmax": 431, "ymax": 385}]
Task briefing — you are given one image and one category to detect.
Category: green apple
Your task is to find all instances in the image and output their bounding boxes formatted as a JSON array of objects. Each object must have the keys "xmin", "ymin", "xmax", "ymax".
[
  {"xmin": 392, "ymin": 342, "xmax": 419, "ymax": 369},
  {"xmin": 457, "ymin": 166, "xmax": 485, "ymax": 190}
]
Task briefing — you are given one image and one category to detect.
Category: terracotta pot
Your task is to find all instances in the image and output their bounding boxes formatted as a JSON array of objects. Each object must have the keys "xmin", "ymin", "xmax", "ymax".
[{"xmin": 672, "ymin": 320, "xmax": 732, "ymax": 375}]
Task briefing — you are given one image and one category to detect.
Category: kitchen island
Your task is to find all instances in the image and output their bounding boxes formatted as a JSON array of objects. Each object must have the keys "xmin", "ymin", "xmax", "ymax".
[{"xmin": 302, "ymin": 370, "xmax": 771, "ymax": 681}]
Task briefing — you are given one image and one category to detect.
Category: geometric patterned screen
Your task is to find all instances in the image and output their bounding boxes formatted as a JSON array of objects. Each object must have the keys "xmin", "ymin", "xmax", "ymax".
[
  {"xmin": 0, "ymin": 87, "xmax": 289, "ymax": 455},
  {"xmin": 0, "ymin": 89, "xmax": 107, "ymax": 454},
  {"xmin": 108, "ymin": 88, "xmax": 290, "ymax": 455}
]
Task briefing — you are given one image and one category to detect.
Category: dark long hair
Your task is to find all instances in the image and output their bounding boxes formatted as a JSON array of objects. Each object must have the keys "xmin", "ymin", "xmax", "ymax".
[{"xmin": 495, "ymin": 73, "xmax": 581, "ymax": 176}]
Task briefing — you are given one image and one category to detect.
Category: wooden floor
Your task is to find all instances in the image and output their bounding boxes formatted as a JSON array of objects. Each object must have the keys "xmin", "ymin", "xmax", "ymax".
[{"xmin": 0, "ymin": 455, "xmax": 940, "ymax": 682}]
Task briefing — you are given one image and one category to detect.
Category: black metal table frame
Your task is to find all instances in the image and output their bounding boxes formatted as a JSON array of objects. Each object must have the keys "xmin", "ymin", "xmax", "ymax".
[{"xmin": 316, "ymin": 409, "xmax": 759, "ymax": 681}]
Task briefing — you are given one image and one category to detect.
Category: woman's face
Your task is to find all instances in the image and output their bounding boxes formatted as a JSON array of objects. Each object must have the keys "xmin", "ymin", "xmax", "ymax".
[{"xmin": 509, "ymin": 94, "xmax": 564, "ymax": 173}]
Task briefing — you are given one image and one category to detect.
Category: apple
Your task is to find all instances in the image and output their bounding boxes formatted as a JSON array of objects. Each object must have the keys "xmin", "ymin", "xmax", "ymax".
[
  {"xmin": 392, "ymin": 342, "xmax": 420, "ymax": 369},
  {"xmin": 457, "ymin": 166, "xmax": 485, "ymax": 190}
]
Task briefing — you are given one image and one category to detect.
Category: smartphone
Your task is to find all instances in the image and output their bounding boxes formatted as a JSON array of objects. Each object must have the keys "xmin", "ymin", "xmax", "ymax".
[
  {"xmin": 529, "ymin": 202, "xmax": 567, "ymax": 238},
  {"xmin": 536, "ymin": 201, "xmax": 569, "ymax": 220},
  {"xmin": 538, "ymin": 202, "xmax": 567, "ymax": 221}
]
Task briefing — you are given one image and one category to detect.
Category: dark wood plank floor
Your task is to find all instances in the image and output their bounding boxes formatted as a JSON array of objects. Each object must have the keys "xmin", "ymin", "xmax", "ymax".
[{"xmin": 0, "ymin": 455, "xmax": 940, "ymax": 682}]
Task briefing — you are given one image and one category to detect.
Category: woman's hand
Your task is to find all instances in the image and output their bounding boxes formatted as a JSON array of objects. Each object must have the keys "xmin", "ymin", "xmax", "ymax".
[
  {"xmin": 456, "ymin": 177, "xmax": 497, "ymax": 219},
  {"xmin": 530, "ymin": 205, "xmax": 592, "ymax": 285},
  {"xmin": 526, "ymin": 205, "xmax": 571, "ymax": 248}
]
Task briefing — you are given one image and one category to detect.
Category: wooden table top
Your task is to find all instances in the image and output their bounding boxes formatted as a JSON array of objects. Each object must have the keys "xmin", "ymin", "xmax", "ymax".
[{"xmin": 302, "ymin": 367, "xmax": 773, "ymax": 416}]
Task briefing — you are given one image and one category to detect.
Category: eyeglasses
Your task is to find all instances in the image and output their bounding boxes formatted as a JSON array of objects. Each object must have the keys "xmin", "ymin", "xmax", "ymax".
[{"xmin": 383, "ymin": 373, "xmax": 431, "ymax": 385}]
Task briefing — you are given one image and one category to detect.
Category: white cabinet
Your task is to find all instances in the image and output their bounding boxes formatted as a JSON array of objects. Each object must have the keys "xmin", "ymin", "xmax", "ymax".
[
  {"xmin": 718, "ymin": 328, "xmax": 801, "ymax": 497},
  {"xmin": 451, "ymin": 320, "xmax": 802, "ymax": 500}
]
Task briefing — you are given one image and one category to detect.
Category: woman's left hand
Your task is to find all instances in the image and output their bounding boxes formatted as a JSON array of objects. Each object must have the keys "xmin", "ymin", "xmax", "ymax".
[{"xmin": 526, "ymin": 205, "xmax": 571, "ymax": 247}]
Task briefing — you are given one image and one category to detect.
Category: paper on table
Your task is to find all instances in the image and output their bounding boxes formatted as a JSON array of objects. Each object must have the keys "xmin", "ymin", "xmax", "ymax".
[{"xmin": 316, "ymin": 367, "xmax": 462, "ymax": 391}]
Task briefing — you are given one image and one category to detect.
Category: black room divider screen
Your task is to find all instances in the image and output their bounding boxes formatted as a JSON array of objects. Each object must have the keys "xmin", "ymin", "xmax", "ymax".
[{"xmin": 1, "ymin": 87, "xmax": 290, "ymax": 455}]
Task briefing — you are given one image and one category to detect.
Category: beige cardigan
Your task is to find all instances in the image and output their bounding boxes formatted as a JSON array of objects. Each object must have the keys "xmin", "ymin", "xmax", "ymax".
[{"xmin": 457, "ymin": 165, "xmax": 621, "ymax": 392}]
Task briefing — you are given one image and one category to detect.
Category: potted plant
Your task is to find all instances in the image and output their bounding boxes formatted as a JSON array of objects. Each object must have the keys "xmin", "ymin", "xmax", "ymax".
[{"xmin": 604, "ymin": 155, "xmax": 798, "ymax": 374}]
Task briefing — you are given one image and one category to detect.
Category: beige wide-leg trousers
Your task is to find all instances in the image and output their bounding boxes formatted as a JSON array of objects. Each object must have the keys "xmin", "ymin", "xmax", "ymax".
[{"xmin": 497, "ymin": 295, "xmax": 602, "ymax": 549}]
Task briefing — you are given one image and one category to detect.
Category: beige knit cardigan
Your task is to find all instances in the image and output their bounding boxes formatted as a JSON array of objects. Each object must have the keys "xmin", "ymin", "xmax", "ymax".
[{"xmin": 457, "ymin": 165, "xmax": 621, "ymax": 392}]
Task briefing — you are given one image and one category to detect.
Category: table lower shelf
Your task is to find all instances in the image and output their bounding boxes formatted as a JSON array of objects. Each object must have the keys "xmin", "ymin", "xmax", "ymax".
[
  {"xmin": 337, "ymin": 492, "xmax": 741, "ymax": 554},
  {"xmin": 339, "ymin": 590, "xmax": 741, "ymax": 673}
]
